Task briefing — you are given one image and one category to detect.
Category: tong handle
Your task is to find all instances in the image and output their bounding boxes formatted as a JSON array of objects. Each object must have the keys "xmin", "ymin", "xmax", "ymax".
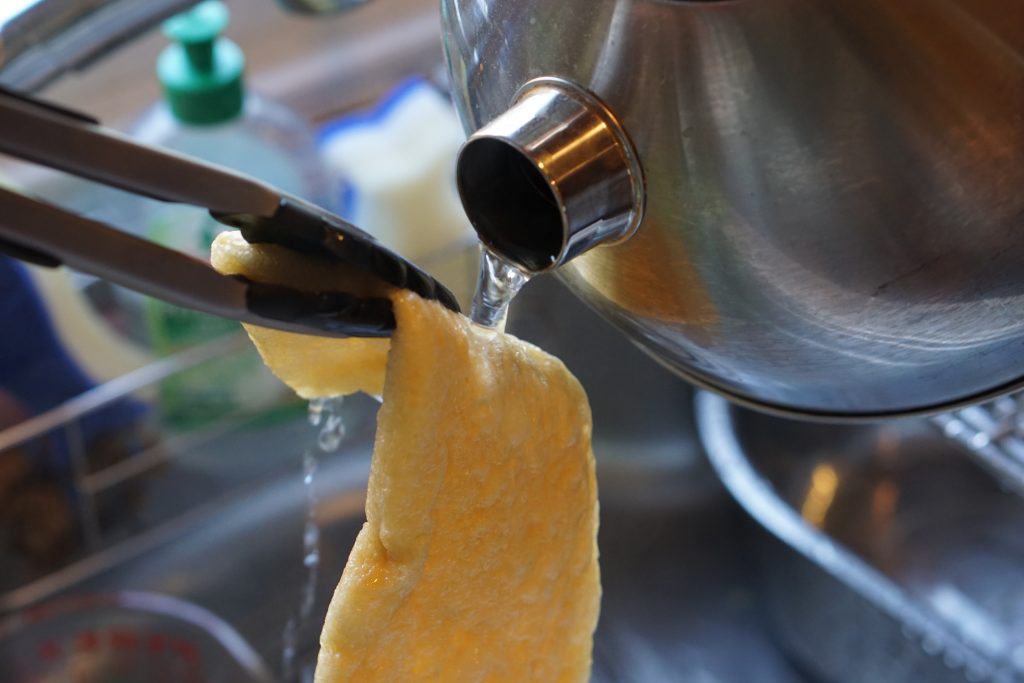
[
  {"xmin": 0, "ymin": 86, "xmax": 281, "ymax": 216},
  {"xmin": 0, "ymin": 186, "xmax": 248, "ymax": 317},
  {"xmin": 0, "ymin": 187, "xmax": 396, "ymax": 337}
]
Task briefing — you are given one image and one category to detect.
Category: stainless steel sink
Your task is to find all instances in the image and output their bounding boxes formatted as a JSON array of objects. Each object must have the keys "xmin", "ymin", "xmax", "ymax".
[
  {"xmin": 0, "ymin": 277, "xmax": 812, "ymax": 682},
  {"xmin": 697, "ymin": 393, "xmax": 1024, "ymax": 683},
  {"xmin": 0, "ymin": 4, "xmax": 817, "ymax": 675}
]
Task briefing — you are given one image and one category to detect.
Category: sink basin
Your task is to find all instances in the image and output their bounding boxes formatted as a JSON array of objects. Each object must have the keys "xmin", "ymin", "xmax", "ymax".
[
  {"xmin": 0, "ymin": 278, "xmax": 811, "ymax": 682},
  {"xmin": 697, "ymin": 392, "xmax": 1024, "ymax": 683}
]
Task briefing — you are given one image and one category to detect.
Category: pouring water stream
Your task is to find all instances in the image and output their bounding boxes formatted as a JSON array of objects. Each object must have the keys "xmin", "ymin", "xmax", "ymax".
[
  {"xmin": 282, "ymin": 396, "xmax": 347, "ymax": 683},
  {"xmin": 470, "ymin": 248, "xmax": 531, "ymax": 329}
]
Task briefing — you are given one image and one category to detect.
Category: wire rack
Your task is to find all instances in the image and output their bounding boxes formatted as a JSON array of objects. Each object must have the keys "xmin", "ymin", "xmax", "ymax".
[
  {"xmin": 932, "ymin": 394, "xmax": 1024, "ymax": 497},
  {"xmin": 0, "ymin": 332, "xmax": 316, "ymax": 606}
]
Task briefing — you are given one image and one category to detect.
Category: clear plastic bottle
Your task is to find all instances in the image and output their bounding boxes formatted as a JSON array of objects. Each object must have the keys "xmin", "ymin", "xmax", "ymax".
[
  {"xmin": 125, "ymin": 1, "xmax": 334, "ymax": 427},
  {"xmin": 131, "ymin": 0, "xmax": 333, "ymax": 258},
  {"xmin": 130, "ymin": 96, "xmax": 333, "ymax": 257}
]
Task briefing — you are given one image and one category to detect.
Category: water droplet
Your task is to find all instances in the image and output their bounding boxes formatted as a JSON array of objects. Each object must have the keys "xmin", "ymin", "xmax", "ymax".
[
  {"xmin": 307, "ymin": 398, "xmax": 326, "ymax": 426},
  {"xmin": 300, "ymin": 580, "xmax": 317, "ymax": 617},
  {"xmin": 303, "ymin": 522, "xmax": 319, "ymax": 549},
  {"xmin": 302, "ymin": 453, "xmax": 317, "ymax": 484},
  {"xmin": 303, "ymin": 551, "xmax": 320, "ymax": 568},
  {"xmin": 313, "ymin": 397, "xmax": 347, "ymax": 453},
  {"xmin": 318, "ymin": 413, "xmax": 346, "ymax": 452},
  {"xmin": 281, "ymin": 616, "xmax": 298, "ymax": 680}
]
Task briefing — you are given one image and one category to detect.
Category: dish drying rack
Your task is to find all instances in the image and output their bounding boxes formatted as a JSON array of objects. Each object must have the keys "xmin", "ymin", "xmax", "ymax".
[
  {"xmin": 0, "ymin": 332, "xmax": 351, "ymax": 612},
  {"xmin": 932, "ymin": 397, "xmax": 1024, "ymax": 497},
  {"xmin": 698, "ymin": 391, "xmax": 1024, "ymax": 683}
]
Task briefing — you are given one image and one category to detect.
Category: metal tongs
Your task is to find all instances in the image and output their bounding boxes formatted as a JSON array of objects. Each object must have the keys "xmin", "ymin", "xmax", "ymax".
[{"xmin": 0, "ymin": 87, "xmax": 461, "ymax": 337}]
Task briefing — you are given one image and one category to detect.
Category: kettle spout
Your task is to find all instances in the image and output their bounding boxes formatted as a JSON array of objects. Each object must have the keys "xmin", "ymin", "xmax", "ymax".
[{"xmin": 456, "ymin": 77, "xmax": 645, "ymax": 274}]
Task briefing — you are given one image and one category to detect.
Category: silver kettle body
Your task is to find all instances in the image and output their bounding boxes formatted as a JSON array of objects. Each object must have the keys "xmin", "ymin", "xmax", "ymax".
[{"xmin": 443, "ymin": 0, "xmax": 1024, "ymax": 418}]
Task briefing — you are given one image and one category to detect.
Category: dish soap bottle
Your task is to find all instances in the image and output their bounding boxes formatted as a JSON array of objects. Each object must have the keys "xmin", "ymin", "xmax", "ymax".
[{"xmin": 130, "ymin": 0, "xmax": 333, "ymax": 427}]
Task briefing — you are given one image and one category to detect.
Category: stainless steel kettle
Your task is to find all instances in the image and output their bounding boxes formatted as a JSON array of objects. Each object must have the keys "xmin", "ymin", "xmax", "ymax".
[{"xmin": 444, "ymin": 0, "xmax": 1024, "ymax": 419}]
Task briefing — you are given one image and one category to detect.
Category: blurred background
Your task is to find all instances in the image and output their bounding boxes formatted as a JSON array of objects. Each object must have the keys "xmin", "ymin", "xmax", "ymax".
[{"xmin": 0, "ymin": 1, "xmax": 1022, "ymax": 682}]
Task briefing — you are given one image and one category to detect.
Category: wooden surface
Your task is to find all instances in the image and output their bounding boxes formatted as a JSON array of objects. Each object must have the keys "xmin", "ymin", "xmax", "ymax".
[{"xmin": 43, "ymin": 0, "xmax": 444, "ymax": 126}]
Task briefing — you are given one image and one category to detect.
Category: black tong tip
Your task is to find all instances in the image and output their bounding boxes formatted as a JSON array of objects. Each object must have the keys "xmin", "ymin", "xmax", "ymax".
[{"xmin": 213, "ymin": 197, "xmax": 462, "ymax": 317}]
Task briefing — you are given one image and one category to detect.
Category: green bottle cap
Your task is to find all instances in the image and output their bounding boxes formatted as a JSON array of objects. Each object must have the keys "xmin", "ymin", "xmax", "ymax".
[{"xmin": 157, "ymin": 1, "xmax": 244, "ymax": 125}]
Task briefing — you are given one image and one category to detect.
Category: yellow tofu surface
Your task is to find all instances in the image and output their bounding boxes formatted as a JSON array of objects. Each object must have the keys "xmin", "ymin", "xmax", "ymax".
[
  {"xmin": 211, "ymin": 231, "xmax": 600, "ymax": 682},
  {"xmin": 211, "ymin": 231, "xmax": 390, "ymax": 398}
]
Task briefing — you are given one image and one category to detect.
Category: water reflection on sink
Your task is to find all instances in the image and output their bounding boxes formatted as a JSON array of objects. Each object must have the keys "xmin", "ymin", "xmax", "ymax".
[{"xmin": 5, "ymin": 278, "xmax": 811, "ymax": 682}]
